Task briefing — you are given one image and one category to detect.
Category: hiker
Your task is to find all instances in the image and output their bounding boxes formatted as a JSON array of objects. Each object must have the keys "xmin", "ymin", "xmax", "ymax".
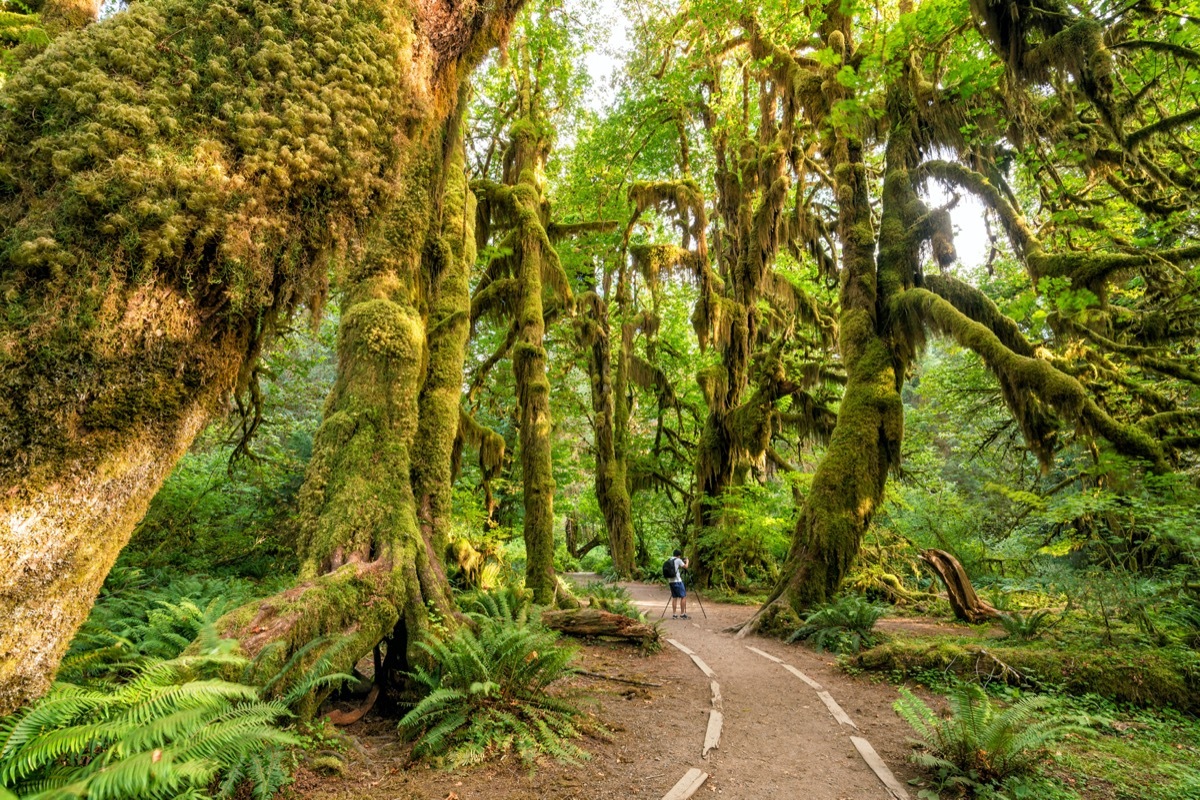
[{"xmin": 666, "ymin": 549, "xmax": 689, "ymax": 619}]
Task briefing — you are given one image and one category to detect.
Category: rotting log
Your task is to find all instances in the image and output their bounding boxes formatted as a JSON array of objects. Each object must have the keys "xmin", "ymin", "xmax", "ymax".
[
  {"xmin": 920, "ymin": 549, "xmax": 1001, "ymax": 624},
  {"xmin": 541, "ymin": 608, "xmax": 659, "ymax": 645}
]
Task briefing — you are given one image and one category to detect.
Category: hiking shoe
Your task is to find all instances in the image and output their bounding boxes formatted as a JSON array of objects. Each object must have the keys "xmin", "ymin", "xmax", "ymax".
[
  {"xmin": 680, "ymin": 614, "xmax": 690, "ymax": 619},
  {"xmin": 672, "ymin": 615, "xmax": 678, "ymax": 619}
]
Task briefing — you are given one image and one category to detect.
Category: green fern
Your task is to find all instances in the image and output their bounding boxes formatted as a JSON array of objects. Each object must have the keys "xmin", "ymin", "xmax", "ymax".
[
  {"xmin": 464, "ymin": 585, "xmax": 534, "ymax": 627},
  {"xmin": 0, "ymin": 653, "xmax": 297, "ymax": 800},
  {"xmin": 399, "ymin": 619, "xmax": 588, "ymax": 767},
  {"xmin": 893, "ymin": 684, "xmax": 1095, "ymax": 789},
  {"xmin": 0, "ymin": 567, "xmax": 356, "ymax": 800},
  {"xmin": 581, "ymin": 581, "xmax": 644, "ymax": 621},
  {"xmin": 788, "ymin": 594, "xmax": 886, "ymax": 654},
  {"xmin": 997, "ymin": 609, "xmax": 1056, "ymax": 640},
  {"xmin": 61, "ymin": 568, "xmax": 260, "ymax": 683}
]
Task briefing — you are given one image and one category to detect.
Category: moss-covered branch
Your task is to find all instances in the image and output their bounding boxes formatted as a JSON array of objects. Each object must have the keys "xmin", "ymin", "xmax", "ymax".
[
  {"xmin": 922, "ymin": 275, "xmax": 1037, "ymax": 358},
  {"xmin": 1126, "ymin": 107, "xmax": 1200, "ymax": 148},
  {"xmin": 902, "ymin": 288, "xmax": 1168, "ymax": 471},
  {"xmin": 547, "ymin": 219, "xmax": 618, "ymax": 242},
  {"xmin": 918, "ymin": 160, "xmax": 1039, "ymax": 257}
]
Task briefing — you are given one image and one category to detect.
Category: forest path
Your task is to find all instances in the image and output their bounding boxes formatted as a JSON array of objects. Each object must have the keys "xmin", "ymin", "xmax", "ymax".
[
  {"xmin": 300, "ymin": 577, "xmax": 923, "ymax": 799},
  {"xmin": 618, "ymin": 578, "xmax": 916, "ymax": 799}
]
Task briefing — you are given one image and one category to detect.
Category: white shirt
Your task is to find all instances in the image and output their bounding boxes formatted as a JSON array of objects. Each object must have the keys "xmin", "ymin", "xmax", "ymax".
[{"xmin": 669, "ymin": 557, "xmax": 686, "ymax": 584}]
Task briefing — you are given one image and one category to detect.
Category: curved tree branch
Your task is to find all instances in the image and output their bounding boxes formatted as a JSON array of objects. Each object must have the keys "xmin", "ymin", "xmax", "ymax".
[{"xmin": 900, "ymin": 288, "xmax": 1168, "ymax": 471}]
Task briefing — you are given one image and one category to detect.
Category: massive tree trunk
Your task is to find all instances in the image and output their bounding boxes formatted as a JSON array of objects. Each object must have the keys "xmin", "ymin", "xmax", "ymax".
[
  {"xmin": 738, "ymin": 13, "xmax": 908, "ymax": 634},
  {"xmin": 0, "ymin": 0, "xmax": 521, "ymax": 714}
]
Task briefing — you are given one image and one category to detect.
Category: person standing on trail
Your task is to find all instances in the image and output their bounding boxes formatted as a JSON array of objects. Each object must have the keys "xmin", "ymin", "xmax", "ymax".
[{"xmin": 667, "ymin": 549, "xmax": 689, "ymax": 619}]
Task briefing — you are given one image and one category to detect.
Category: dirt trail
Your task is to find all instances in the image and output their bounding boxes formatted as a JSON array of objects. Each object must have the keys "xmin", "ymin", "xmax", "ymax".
[
  {"xmin": 622, "ymin": 579, "xmax": 917, "ymax": 799},
  {"xmin": 300, "ymin": 578, "xmax": 921, "ymax": 799}
]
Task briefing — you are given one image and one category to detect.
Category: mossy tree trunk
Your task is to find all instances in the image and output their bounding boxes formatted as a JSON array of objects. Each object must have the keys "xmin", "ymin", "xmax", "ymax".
[
  {"xmin": 577, "ymin": 291, "xmax": 636, "ymax": 578},
  {"xmin": 412, "ymin": 140, "xmax": 478, "ymax": 557},
  {"xmin": 470, "ymin": 59, "xmax": 582, "ymax": 604},
  {"xmin": 509, "ymin": 123, "xmax": 561, "ymax": 605},
  {"xmin": 738, "ymin": 13, "xmax": 910, "ymax": 632},
  {"xmin": 0, "ymin": 0, "xmax": 522, "ymax": 714},
  {"xmin": 215, "ymin": 131, "xmax": 494, "ymax": 702}
]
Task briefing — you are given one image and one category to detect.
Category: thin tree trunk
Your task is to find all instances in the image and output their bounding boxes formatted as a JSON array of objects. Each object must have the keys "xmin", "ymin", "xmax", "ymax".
[
  {"xmin": 413, "ymin": 140, "xmax": 478, "ymax": 556},
  {"xmin": 579, "ymin": 292, "xmax": 636, "ymax": 578},
  {"xmin": 514, "ymin": 205, "xmax": 557, "ymax": 604}
]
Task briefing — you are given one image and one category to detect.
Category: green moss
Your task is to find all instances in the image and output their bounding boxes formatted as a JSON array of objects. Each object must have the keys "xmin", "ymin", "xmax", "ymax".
[
  {"xmin": 854, "ymin": 639, "xmax": 1200, "ymax": 713},
  {"xmin": 0, "ymin": 0, "xmax": 421, "ymax": 481}
]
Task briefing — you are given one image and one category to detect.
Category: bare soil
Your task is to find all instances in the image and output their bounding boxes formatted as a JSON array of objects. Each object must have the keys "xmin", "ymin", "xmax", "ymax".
[{"xmin": 296, "ymin": 579, "xmax": 924, "ymax": 799}]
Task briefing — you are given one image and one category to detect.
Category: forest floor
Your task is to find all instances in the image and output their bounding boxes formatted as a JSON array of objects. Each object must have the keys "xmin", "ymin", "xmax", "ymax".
[{"xmin": 295, "ymin": 577, "xmax": 926, "ymax": 799}]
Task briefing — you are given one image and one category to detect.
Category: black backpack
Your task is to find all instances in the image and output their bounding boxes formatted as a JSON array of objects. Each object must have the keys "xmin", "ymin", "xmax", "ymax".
[{"xmin": 662, "ymin": 558, "xmax": 678, "ymax": 581}]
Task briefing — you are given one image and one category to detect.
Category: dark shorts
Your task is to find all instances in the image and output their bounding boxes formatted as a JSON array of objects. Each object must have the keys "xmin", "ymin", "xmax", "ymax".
[{"xmin": 670, "ymin": 582, "xmax": 686, "ymax": 598}]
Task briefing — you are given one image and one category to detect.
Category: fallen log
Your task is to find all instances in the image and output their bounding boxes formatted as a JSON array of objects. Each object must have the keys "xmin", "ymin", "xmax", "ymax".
[
  {"xmin": 541, "ymin": 607, "xmax": 659, "ymax": 644},
  {"xmin": 920, "ymin": 548, "xmax": 1001, "ymax": 624}
]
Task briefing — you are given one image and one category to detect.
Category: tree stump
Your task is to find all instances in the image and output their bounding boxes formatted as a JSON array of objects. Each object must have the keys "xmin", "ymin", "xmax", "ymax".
[{"xmin": 920, "ymin": 549, "xmax": 1001, "ymax": 624}]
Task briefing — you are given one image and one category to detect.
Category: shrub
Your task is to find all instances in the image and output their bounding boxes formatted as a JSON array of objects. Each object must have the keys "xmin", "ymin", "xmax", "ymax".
[
  {"xmin": 580, "ymin": 581, "xmax": 643, "ymax": 621},
  {"xmin": 788, "ymin": 595, "xmax": 886, "ymax": 654},
  {"xmin": 61, "ymin": 567, "xmax": 272, "ymax": 682},
  {"xmin": 399, "ymin": 620, "xmax": 587, "ymax": 767},
  {"xmin": 894, "ymin": 684, "xmax": 1094, "ymax": 791}
]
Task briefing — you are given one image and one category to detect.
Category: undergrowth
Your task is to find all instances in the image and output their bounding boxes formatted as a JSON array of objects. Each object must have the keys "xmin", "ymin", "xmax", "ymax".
[
  {"xmin": 580, "ymin": 580, "xmax": 644, "ymax": 621},
  {"xmin": 0, "ymin": 646, "xmax": 295, "ymax": 800},
  {"xmin": 895, "ymin": 683, "xmax": 1096, "ymax": 797},
  {"xmin": 0, "ymin": 570, "xmax": 348, "ymax": 800},
  {"xmin": 399, "ymin": 618, "xmax": 589, "ymax": 768},
  {"xmin": 789, "ymin": 594, "xmax": 886, "ymax": 654}
]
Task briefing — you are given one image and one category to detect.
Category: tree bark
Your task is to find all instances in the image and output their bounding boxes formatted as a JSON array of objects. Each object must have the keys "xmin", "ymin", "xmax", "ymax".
[
  {"xmin": 921, "ymin": 549, "xmax": 1002, "ymax": 624},
  {"xmin": 0, "ymin": 390, "xmax": 223, "ymax": 716},
  {"xmin": 0, "ymin": 0, "xmax": 522, "ymax": 714}
]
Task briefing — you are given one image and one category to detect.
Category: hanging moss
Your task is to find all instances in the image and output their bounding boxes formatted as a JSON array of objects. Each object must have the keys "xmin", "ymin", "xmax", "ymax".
[{"xmin": 903, "ymin": 287, "xmax": 1168, "ymax": 472}]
